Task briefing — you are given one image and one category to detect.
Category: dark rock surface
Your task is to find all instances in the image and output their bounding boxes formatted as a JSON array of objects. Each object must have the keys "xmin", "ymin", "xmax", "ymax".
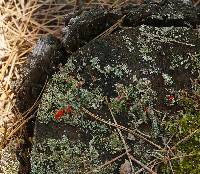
[
  {"xmin": 13, "ymin": 35, "xmax": 66, "ymax": 112},
  {"xmin": 123, "ymin": 0, "xmax": 200, "ymax": 27},
  {"xmin": 32, "ymin": 25, "xmax": 200, "ymax": 173},
  {"xmin": 62, "ymin": 6, "xmax": 121, "ymax": 52},
  {"xmin": 13, "ymin": 0, "xmax": 200, "ymax": 173},
  {"xmin": 14, "ymin": 0, "xmax": 200, "ymax": 113}
]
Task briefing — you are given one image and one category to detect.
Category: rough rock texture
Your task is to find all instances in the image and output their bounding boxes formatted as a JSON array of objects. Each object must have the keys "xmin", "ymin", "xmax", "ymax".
[
  {"xmin": 12, "ymin": 36, "xmax": 67, "ymax": 174},
  {"xmin": 14, "ymin": 0, "xmax": 200, "ymax": 113},
  {"xmin": 62, "ymin": 6, "xmax": 121, "ymax": 52},
  {"xmin": 30, "ymin": 1, "xmax": 200, "ymax": 173},
  {"xmin": 13, "ymin": 35, "xmax": 66, "ymax": 112},
  {"xmin": 31, "ymin": 25, "xmax": 200, "ymax": 173},
  {"xmin": 13, "ymin": 0, "xmax": 200, "ymax": 173}
]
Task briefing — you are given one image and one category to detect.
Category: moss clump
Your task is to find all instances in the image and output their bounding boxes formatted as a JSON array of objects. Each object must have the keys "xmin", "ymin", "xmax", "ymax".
[{"xmin": 164, "ymin": 86, "xmax": 200, "ymax": 173}]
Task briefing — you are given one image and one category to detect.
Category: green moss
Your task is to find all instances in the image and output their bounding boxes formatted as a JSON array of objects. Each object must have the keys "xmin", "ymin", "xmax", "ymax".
[{"xmin": 165, "ymin": 88, "xmax": 200, "ymax": 173}]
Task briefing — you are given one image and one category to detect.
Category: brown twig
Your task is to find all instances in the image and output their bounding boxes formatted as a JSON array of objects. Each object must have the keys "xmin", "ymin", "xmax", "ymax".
[
  {"xmin": 6, "ymin": 78, "xmax": 48, "ymax": 140},
  {"xmin": 152, "ymin": 152, "xmax": 200, "ymax": 168},
  {"xmin": 105, "ymin": 97, "xmax": 134, "ymax": 172},
  {"xmin": 94, "ymin": 15, "xmax": 126, "ymax": 40},
  {"xmin": 85, "ymin": 149, "xmax": 131, "ymax": 174},
  {"xmin": 129, "ymin": 154, "xmax": 157, "ymax": 174},
  {"xmin": 194, "ymin": 0, "xmax": 200, "ymax": 7},
  {"xmin": 81, "ymin": 107, "xmax": 162, "ymax": 150},
  {"xmin": 1, "ymin": 0, "xmax": 72, "ymax": 149},
  {"xmin": 0, "ymin": 83, "xmax": 15, "ymax": 107},
  {"xmin": 171, "ymin": 128, "xmax": 199, "ymax": 150},
  {"xmin": 135, "ymin": 159, "xmax": 158, "ymax": 174}
]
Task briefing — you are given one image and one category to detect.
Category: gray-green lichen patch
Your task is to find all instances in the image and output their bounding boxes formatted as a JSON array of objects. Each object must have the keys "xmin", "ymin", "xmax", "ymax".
[
  {"xmin": 148, "ymin": 0, "xmax": 199, "ymax": 21},
  {"xmin": 0, "ymin": 141, "xmax": 19, "ymax": 174},
  {"xmin": 31, "ymin": 25, "xmax": 200, "ymax": 173},
  {"xmin": 31, "ymin": 134, "xmax": 121, "ymax": 174}
]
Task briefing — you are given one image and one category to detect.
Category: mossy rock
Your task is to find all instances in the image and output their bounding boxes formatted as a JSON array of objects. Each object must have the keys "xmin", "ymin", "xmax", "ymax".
[
  {"xmin": 31, "ymin": 23, "xmax": 200, "ymax": 174},
  {"xmin": 12, "ymin": 1, "xmax": 199, "ymax": 173}
]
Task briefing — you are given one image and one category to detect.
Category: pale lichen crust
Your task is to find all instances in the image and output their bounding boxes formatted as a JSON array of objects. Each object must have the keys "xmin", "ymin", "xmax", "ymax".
[{"xmin": 31, "ymin": 25, "xmax": 200, "ymax": 173}]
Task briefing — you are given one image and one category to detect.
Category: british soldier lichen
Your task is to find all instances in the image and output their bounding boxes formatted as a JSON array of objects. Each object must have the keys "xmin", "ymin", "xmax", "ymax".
[{"xmin": 32, "ymin": 19, "xmax": 200, "ymax": 173}]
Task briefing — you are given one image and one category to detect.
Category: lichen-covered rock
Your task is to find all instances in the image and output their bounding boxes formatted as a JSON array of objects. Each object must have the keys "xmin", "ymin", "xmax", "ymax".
[
  {"xmin": 12, "ymin": 0, "xmax": 199, "ymax": 173},
  {"xmin": 31, "ymin": 25, "xmax": 200, "ymax": 174},
  {"xmin": 122, "ymin": 0, "xmax": 200, "ymax": 27}
]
